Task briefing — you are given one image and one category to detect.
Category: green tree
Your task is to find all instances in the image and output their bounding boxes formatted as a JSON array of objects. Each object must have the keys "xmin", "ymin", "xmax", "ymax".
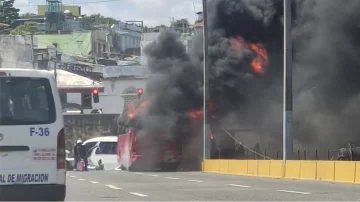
[
  {"xmin": 81, "ymin": 14, "xmax": 117, "ymax": 26},
  {"xmin": 0, "ymin": 22, "xmax": 11, "ymax": 34},
  {"xmin": 195, "ymin": 19, "xmax": 203, "ymax": 24},
  {"xmin": 0, "ymin": 0, "xmax": 20, "ymax": 25},
  {"xmin": 20, "ymin": 13, "xmax": 38, "ymax": 18},
  {"xmin": 10, "ymin": 21, "xmax": 39, "ymax": 35},
  {"xmin": 143, "ymin": 24, "xmax": 168, "ymax": 33},
  {"xmin": 171, "ymin": 18, "xmax": 190, "ymax": 33}
]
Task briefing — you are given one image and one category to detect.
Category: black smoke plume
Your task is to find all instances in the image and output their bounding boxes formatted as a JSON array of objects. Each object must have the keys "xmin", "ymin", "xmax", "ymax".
[
  {"xmin": 131, "ymin": 0, "xmax": 360, "ymax": 155},
  {"xmin": 293, "ymin": 0, "xmax": 360, "ymax": 148}
]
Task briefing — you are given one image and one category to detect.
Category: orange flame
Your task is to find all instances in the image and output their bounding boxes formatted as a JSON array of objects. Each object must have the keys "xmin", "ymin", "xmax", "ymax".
[
  {"xmin": 127, "ymin": 101, "xmax": 148, "ymax": 119},
  {"xmin": 188, "ymin": 109, "xmax": 204, "ymax": 119},
  {"xmin": 127, "ymin": 104, "xmax": 136, "ymax": 119},
  {"xmin": 187, "ymin": 99, "xmax": 215, "ymax": 120},
  {"xmin": 231, "ymin": 36, "xmax": 269, "ymax": 76}
]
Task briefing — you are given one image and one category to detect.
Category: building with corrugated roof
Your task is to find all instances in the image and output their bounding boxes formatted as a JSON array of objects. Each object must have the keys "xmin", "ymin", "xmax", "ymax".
[{"xmin": 56, "ymin": 69, "xmax": 104, "ymax": 113}]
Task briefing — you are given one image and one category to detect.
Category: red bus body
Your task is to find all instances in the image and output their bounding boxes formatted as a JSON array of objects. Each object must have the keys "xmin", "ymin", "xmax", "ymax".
[{"xmin": 117, "ymin": 128, "xmax": 182, "ymax": 171}]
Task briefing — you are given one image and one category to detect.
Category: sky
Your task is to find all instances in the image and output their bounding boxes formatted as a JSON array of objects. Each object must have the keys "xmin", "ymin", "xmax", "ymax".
[{"xmin": 14, "ymin": 0, "xmax": 203, "ymax": 26}]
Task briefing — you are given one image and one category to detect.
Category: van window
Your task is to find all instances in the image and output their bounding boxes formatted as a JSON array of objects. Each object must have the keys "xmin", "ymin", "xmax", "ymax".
[
  {"xmin": 84, "ymin": 142, "xmax": 97, "ymax": 155},
  {"xmin": 0, "ymin": 77, "xmax": 56, "ymax": 125},
  {"xmin": 95, "ymin": 142, "xmax": 117, "ymax": 154}
]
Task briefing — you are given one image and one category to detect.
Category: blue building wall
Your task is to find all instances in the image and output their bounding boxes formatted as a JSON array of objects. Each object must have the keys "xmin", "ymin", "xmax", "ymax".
[{"xmin": 113, "ymin": 22, "xmax": 142, "ymax": 52}]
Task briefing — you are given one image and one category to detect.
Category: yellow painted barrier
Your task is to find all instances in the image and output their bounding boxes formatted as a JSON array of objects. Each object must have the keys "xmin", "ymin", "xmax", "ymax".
[
  {"xmin": 258, "ymin": 160, "xmax": 271, "ymax": 177},
  {"xmin": 355, "ymin": 162, "xmax": 360, "ymax": 184},
  {"xmin": 316, "ymin": 161, "xmax": 335, "ymax": 181},
  {"xmin": 247, "ymin": 160, "xmax": 259, "ymax": 176},
  {"xmin": 228, "ymin": 160, "xmax": 237, "ymax": 175},
  {"xmin": 219, "ymin": 160, "xmax": 229, "ymax": 174},
  {"xmin": 237, "ymin": 160, "xmax": 248, "ymax": 175},
  {"xmin": 300, "ymin": 161, "xmax": 317, "ymax": 180},
  {"xmin": 334, "ymin": 161, "xmax": 356, "ymax": 183},
  {"xmin": 211, "ymin": 160, "xmax": 220, "ymax": 173},
  {"xmin": 202, "ymin": 160, "xmax": 359, "ymax": 185},
  {"xmin": 203, "ymin": 160, "xmax": 210, "ymax": 172},
  {"xmin": 285, "ymin": 160, "xmax": 301, "ymax": 179},
  {"xmin": 269, "ymin": 160, "xmax": 283, "ymax": 178}
]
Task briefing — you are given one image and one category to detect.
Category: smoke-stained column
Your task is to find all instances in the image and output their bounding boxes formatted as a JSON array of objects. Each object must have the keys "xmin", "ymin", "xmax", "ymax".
[
  {"xmin": 283, "ymin": 0, "xmax": 293, "ymax": 163},
  {"xmin": 202, "ymin": 0, "xmax": 211, "ymax": 160}
]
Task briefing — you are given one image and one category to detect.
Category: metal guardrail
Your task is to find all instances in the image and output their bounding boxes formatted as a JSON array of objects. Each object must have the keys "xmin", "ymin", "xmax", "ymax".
[{"xmin": 211, "ymin": 148, "xmax": 340, "ymax": 161}]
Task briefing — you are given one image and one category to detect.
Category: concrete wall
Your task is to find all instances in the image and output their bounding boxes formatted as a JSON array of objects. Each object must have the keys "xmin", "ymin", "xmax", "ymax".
[
  {"xmin": 0, "ymin": 35, "xmax": 36, "ymax": 69},
  {"xmin": 92, "ymin": 30, "xmax": 112, "ymax": 56},
  {"xmin": 64, "ymin": 114, "xmax": 119, "ymax": 151}
]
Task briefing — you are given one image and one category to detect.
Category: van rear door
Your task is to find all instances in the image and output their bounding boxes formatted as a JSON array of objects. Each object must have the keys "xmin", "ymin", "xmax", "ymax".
[{"xmin": 0, "ymin": 75, "xmax": 60, "ymax": 185}]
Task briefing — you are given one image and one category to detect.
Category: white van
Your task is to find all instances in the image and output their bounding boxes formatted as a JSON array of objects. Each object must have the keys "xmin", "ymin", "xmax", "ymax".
[
  {"xmin": 83, "ymin": 136, "xmax": 118, "ymax": 170},
  {"xmin": 0, "ymin": 69, "xmax": 66, "ymax": 201}
]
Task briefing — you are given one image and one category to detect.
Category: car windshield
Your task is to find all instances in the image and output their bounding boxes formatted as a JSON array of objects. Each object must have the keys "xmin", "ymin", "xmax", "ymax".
[
  {"xmin": 0, "ymin": 77, "xmax": 56, "ymax": 125},
  {"xmin": 95, "ymin": 142, "xmax": 117, "ymax": 155}
]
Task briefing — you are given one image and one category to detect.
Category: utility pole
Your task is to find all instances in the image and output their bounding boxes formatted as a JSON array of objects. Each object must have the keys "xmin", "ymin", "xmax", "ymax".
[
  {"xmin": 169, "ymin": 17, "xmax": 175, "ymax": 30},
  {"xmin": 30, "ymin": 34, "xmax": 36, "ymax": 69},
  {"xmin": 106, "ymin": 19, "xmax": 111, "ymax": 53},
  {"xmin": 52, "ymin": 44, "xmax": 58, "ymax": 85},
  {"xmin": 202, "ymin": 0, "xmax": 211, "ymax": 160},
  {"xmin": 283, "ymin": 0, "xmax": 293, "ymax": 164},
  {"xmin": 54, "ymin": 50, "xmax": 57, "ymax": 85}
]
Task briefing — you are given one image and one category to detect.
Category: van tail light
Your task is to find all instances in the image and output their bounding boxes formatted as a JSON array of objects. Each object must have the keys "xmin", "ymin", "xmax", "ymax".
[{"xmin": 57, "ymin": 128, "xmax": 66, "ymax": 169}]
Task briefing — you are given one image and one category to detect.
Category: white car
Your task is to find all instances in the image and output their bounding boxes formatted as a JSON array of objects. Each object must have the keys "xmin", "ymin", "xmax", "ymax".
[
  {"xmin": 83, "ymin": 136, "xmax": 118, "ymax": 170},
  {"xmin": 0, "ymin": 68, "xmax": 66, "ymax": 201}
]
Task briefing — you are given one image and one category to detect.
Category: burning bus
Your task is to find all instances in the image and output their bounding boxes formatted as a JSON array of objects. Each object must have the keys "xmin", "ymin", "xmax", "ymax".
[
  {"xmin": 116, "ymin": 100, "xmax": 184, "ymax": 171},
  {"xmin": 115, "ymin": 95, "xmax": 247, "ymax": 171}
]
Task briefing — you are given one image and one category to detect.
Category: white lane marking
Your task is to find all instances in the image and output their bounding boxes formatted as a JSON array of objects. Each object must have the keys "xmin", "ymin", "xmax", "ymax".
[
  {"xmin": 89, "ymin": 181, "xmax": 99, "ymax": 184},
  {"xmin": 226, "ymin": 184, "xmax": 250, "ymax": 188},
  {"xmin": 166, "ymin": 177, "xmax": 180, "ymax": 180},
  {"xmin": 277, "ymin": 190, "xmax": 311, "ymax": 195},
  {"xmin": 78, "ymin": 179, "xmax": 86, "ymax": 181},
  {"xmin": 189, "ymin": 180, "xmax": 203, "ymax": 183},
  {"xmin": 129, "ymin": 192, "xmax": 148, "ymax": 197},
  {"xmin": 148, "ymin": 174, "xmax": 159, "ymax": 177},
  {"xmin": 106, "ymin": 185, "xmax": 122, "ymax": 190},
  {"xmin": 135, "ymin": 172, "xmax": 144, "ymax": 175},
  {"xmin": 68, "ymin": 175, "xmax": 76, "ymax": 178}
]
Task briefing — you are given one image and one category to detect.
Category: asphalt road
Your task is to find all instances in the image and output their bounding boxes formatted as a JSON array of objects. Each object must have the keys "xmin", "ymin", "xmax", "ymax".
[{"xmin": 66, "ymin": 170, "xmax": 360, "ymax": 201}]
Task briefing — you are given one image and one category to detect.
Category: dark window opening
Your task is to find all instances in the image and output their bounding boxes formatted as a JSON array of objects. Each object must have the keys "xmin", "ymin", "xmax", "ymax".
[
  {"xmin": 81, "ymin": 93, "xmax": 92, "ymax": 109},
  {"xmin": 60, "ymin": 93, "xmax": 67, "ymax": 104}
]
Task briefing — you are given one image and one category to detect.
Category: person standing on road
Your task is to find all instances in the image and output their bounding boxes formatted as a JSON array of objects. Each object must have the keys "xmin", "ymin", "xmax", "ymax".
[
  {"xmin": 74, "ymin": 139, "xmax": 89, "ymax": 171},
  {"xmin": 79, "ymin": 142, "xmax": 89, "ymax": 171},
  {"xmin": 73, "ymin": 139, "xmax": 81, "ymax": 171},
  {"xmin": 73, "ymin": 139, "xmax": 88, "ymax": 171}
]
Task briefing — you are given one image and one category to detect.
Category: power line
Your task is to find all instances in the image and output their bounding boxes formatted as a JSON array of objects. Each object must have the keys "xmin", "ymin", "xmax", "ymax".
[
  {"xmin": 15, "ymin": 0, "xmax": 123, "ymax": 8},
  {"xmin": 192, "ymin": 0, "xmax": 197, "ymax": 19}
]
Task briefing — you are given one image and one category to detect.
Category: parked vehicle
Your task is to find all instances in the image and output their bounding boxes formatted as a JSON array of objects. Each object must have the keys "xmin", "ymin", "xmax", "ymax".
[
  {"xmin": 0, "ymin": 68, "xmax": 66, "ymax": 201},
  {"xmin": 82, "ymin": 136, "xmax": 118, "ymax": 170}
]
